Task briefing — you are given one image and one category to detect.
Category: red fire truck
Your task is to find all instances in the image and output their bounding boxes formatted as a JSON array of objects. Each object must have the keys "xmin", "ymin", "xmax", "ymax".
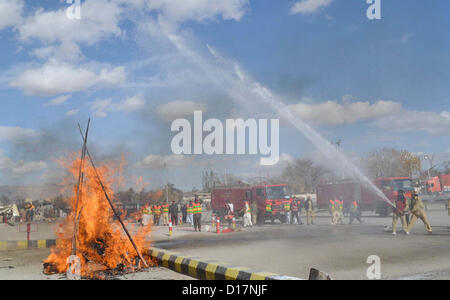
[
  {"xmin": 211, "ymin": 184, "xmax": 289, "ymax": 224},
  {"xmin": 422, "ymin": 174, "xmax": 450, "ymax": 194},
  {"xmin": 316, "ymin": 177, "xmax": 414, "ymax": 216}
]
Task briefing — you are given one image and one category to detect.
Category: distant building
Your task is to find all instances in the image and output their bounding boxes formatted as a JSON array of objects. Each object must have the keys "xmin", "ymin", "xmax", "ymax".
[
  {"xmin": 292, "ymin": 193, "xmax": 317, "ymax": 204},
  {"xmin": 182, "ymin": 192, "xmax": 211, "ymax": 204}
]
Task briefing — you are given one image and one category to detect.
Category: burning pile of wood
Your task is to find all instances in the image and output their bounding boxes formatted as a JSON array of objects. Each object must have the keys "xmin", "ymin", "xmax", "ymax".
[{"xmin": 43, "ymin": 120, "xmax": 153, "ymax": 279}]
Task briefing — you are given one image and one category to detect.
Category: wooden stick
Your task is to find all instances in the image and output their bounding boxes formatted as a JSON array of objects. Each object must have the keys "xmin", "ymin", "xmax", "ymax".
[
  {"xmin": 71, "ymin": 119, "xmax": 90, "ymax": 256},
  {"xmin": 77, "ymin": 126, "xmax": 149, "ymax": 268}
]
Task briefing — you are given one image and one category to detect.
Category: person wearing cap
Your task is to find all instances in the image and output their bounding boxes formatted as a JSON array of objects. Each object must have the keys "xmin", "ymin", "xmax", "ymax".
[
  {"xmin": 291, "ymin": 197, "xmax": 301, "ymax": 225},
  {"xmin": 329, "ymin": 200, "xmax": 336, "ymax": 225},
  {"xmin": 153, "ymin": 203, "xmax": 161, "ymax": 226},
  {"xmin": 193, "ymin": 196, "xmax": 202, "ymax": 232},
  {"xmin": 265, "ymin": 199, "xmax": 274, "ymax": 224},
  {"xmin": 283, "ymin": 197, "xmax": 292, "ymax": 225},
  {"xmin": 162, "ymin": 202, "xmax": 170, "ymax": 226},
  {"xmin": 406, "ymin": 192, "xmax": 432, "ymax": 234},
  {"xmin": 186, "ymin": 200, "xmax": 194, "ymax": 226},
  {"xmin": 250, "ymin": 199, "xmax": 258, "ymax": 225},
  {"xmin": 392, "ymin": 190, "xmax": 408, "ymax": 235},
  {"xmin": 169, "ymin": 201, "xmax": 178, "ymax": 226},
  {"xmin": 336, "ymin": 198, "xmax": 344, "ymax": 225},
  {"xmin": 305, "ymin": 197, "xmax": 315, "ymax": 225},
  {"xmin": 142, "ymin": 203, "xmax": 152, "ymax": 226},
  {"xmin": 332, "ymin": 199, "xmax": 343, "ymax": 225},
  {"xmin": 349, "ymin": 201, "xmax": 363, "ymax": 224},
  {"xmin": 242, "ymin": 200, "xmax": 252, "ymax": 227}
]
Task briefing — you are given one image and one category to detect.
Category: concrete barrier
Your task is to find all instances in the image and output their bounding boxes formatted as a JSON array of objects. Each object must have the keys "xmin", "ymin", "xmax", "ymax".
[
  {"xmin": 147, "ymin": 247, "xmax": 304, "ymax": 280},
  {"xmin": 0, "ymin": 240, "xmax": 331, "ymax": 280},
  {"xmin": 0, "ymin": 239, "xmax": 57, "ymax": 251}
]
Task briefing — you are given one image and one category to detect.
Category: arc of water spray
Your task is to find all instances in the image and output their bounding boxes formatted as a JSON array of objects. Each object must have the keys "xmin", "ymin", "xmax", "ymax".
[{"xmin": 163, "ymin": 32, "xmax": 394, "ymax": 207}]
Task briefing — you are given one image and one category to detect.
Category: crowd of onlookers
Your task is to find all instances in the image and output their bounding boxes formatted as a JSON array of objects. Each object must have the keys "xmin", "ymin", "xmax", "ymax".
[
  {"xmin": 138, "ymin": 198, "xmax": 206, "ymax": 231},
  {"xmin": 4, "ymin": 202, "xmax": 69, "ymax": 224}
]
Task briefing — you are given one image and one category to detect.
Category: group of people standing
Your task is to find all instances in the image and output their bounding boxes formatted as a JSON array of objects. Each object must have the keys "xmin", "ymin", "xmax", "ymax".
[
  {"xmin": 329, "ymin": 199, "xmax": 362, "ymax": 225},
  {"xmin": 140, "ymin": 196, "xmax": 204, "ymax": 232},
  {"xmin": 264, "ymin": 196, "xmax": 315, "ymax": 225},
  {"xmin": 326, "ymin": 190, "xmax": 432, "ymax": 235}
]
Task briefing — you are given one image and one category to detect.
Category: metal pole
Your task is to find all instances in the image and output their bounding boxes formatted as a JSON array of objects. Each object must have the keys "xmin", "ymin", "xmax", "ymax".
[
  {"xmin": 27, "ymin": 223, "xmax": 30, "ymax": 241},
  {"xmin": 72, "ymin": 119, "xmax": 90, "ymax": 256},
  {"xmin": 77, "ymin": 127, "xmax": 148, "ymax": 268},
  {"xmin": 424, "ymin": 155, "xmax": 431, "ymax": 180},
  {"xmin": 164, "ymin": 162, "xmax": 169, "ymax": 204}
]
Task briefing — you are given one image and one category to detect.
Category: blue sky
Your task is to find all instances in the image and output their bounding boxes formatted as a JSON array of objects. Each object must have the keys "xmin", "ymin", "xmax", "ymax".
[{"xmin": 0, "ymin": 0, "xmax": 448, "ymax": 190}]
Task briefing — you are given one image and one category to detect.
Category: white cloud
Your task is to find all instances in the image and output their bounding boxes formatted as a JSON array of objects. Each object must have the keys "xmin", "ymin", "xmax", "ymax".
[
  {"xmin": 10, "ymin": 160, "xmax": 47, "ymax": 175},
  {"xmin": 0, "ymin": 126, "xmax": 42, "ymax": 142},
  {"xmin": 18, "ymin": 0, "xmax": 122, "ymax": 46},
  {"xmin": 0, "ymin": 151, "xmax": 47, "ymax": 176},
  {"xmin": 66, "ymin": 109, "xmax": 79, "ymax": 116},
  {"xmin": 7, "ymin": 0, "xmax": 249, "ymax": 97},
  {"xmin": 287, "ymin": 100, "xmax": 402, "ymax": 126},
  {"xmin": 45, "ymin": 94, "xmax": 72, "ymax": 106},
  {"xmin": 90, "ymin": 94, "xmax": 145, "ymax": 117},
  {"xmin": 135, "ymin": 154, "xmax": 193, "ymax": 169},
  {"xmin": 0, "ymin": 0, "xmax": 23, "ymax": 30},
  {"xmin": 373, "ymin": 110, "xmax": 450, "ymax": 136},
  {"xmin": 287, "ymin": 98, "xmax": 450, "ymax": 136},
  {"xmin": 146, "ymin": 0, "xmax": 249, "ymax": 25},
  {"xmin": 90, "ymin": 98, "xmax": 113, "ymax": 118},
  {"xmin": 12, "ymin": 0, "xmax": 125, "ymax": 62},
  {"xmin": 156, "ymin": 100, "xmax": 206, "ymax": 121},
  {"xmin": 10, "ymin": 61, "xmax": 126, "ymax": 96},
  {"xmin": 116, "ymin": 94, "xmax": 146, "ymax": 111},
  {"xmin": 255, "ymin": 153, "xmax": 293, "ymax": 168},
  {"xmin": 31, "ymin": 43, "xmax": 83, "ymax": 62},
  {"xmin": 290, "ymin": 0, "xmax": 333, "ymax": 15},
  {"xmin": 17, "ymin": 0, "xmax": 247, "ymax": 49}
]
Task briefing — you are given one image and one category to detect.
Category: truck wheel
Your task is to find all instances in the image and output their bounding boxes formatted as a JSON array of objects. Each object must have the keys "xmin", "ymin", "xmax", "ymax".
[{"xmin": 257, "ymin": 211, "xmax": 264, "ymax": 225}]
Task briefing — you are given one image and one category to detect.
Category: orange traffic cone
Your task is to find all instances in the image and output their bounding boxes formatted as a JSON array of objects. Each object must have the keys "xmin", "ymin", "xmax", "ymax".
[{"xmin": 216, "ymin": 216, "xmax": 221, "ymax": 234}]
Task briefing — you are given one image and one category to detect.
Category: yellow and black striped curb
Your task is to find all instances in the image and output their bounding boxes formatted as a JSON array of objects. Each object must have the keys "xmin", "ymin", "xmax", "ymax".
[
  {"xmin": 0, "ymin": 239, "xmax": 57, "ymax": 251},
  {"xmin": 146, "ymin": 247, "xmax": 303, "ymax": 280}
]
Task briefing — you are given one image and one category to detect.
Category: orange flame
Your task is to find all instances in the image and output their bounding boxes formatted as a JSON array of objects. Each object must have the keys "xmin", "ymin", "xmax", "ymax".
[
  {"xmin": 44, "ymin": 153, "xmax": 152, "ymax": 277},
  {"xmin": 136, "ymin": 176, "xmax": 149, "ymax": 192}
]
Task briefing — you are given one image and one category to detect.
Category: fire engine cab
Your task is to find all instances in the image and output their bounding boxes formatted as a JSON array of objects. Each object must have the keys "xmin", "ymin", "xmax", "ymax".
[{"xmin": 211, "ymin": 184, "xmax": 290, "ymax": 224}]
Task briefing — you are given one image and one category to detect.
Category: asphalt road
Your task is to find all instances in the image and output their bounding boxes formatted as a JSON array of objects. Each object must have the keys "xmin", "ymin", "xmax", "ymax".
[
  {"xmin": 0, "ymin": 203, "xmax": 448, "ymax": 280},
  {"xmin": 154, "ymin": 204, "xmax": 450, "ymax": 280},
  {"xmin": 0, "ymin": 249, "xmax": 193, "ymax": 280}
]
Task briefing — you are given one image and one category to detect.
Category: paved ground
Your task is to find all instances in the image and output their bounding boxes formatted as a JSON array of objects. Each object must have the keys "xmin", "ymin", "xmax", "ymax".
[
  {"xmin": 1, "ymin": 203, "xmax": 449, "ymax": 280},
  {"xmin": 153, "ymin": 203, "xmax": 450, "ymax": 280},
  {"xmin": 0, "ymin": 249, "xmax": 193, "ymax": 280}
]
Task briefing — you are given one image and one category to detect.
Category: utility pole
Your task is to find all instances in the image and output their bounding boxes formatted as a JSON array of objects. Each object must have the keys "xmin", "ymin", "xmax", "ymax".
[
  {"xmin": 164, "ymin": 162, "xmax": 169, "ymax": 204},
  {"xmin": 332, "ymin": 139, "xmax": 344, "ymax": 180},
  {"xmin": 335, "ymin": 139, "xmax": 342, "ymax": 151},
  {"xmin": 424, "ymin": 154, "xmax": 433, "ymax": 180}
]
